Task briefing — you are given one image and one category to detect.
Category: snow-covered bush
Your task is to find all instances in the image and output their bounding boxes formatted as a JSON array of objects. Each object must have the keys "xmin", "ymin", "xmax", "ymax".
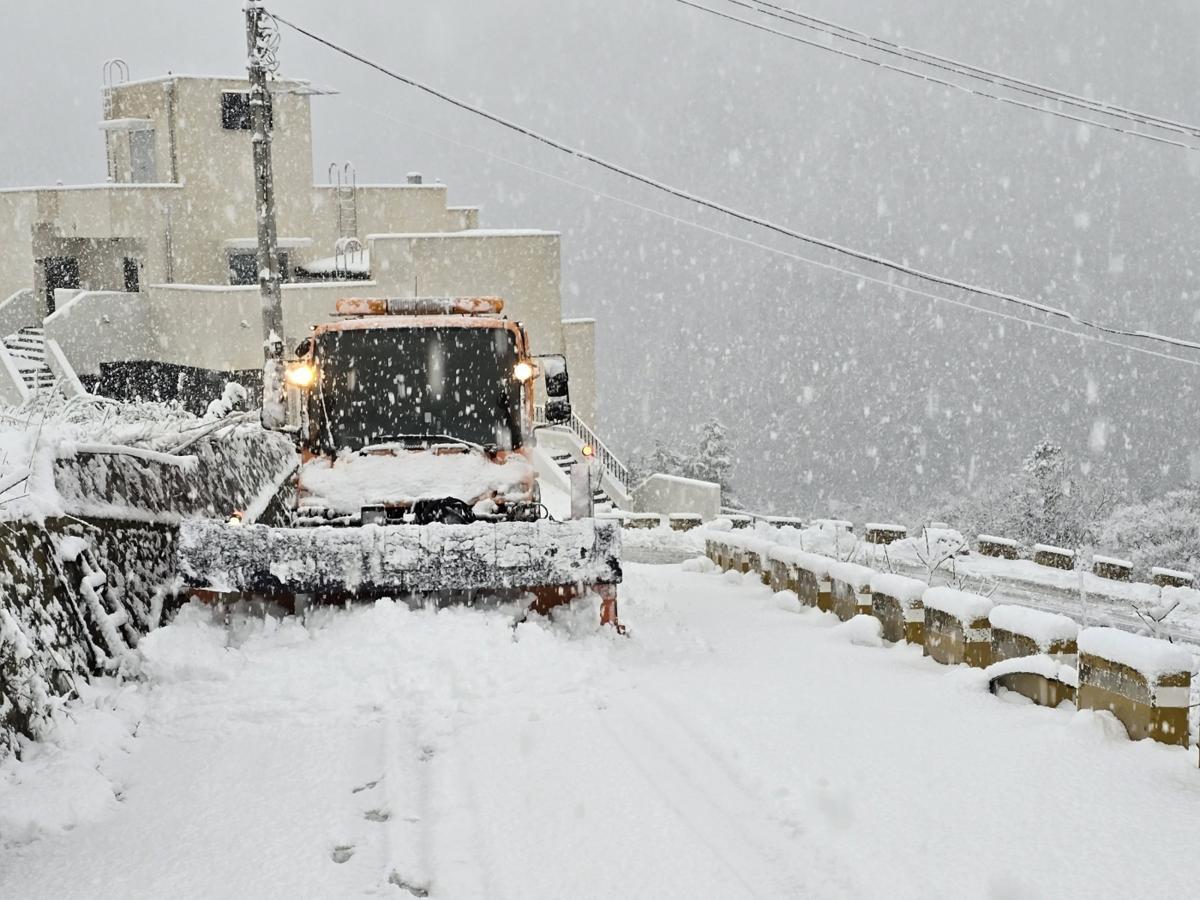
[
  {"xmin": 929, "ymin": 440, "xmax": 1120, "ymax": 552},
  {"xmin": 627, "ymin": 417, "xmax": 740, "ymax": 505},
  {"xmin": 1096, "ymin": 484, "xmax": 1200, "ymax": 581}
]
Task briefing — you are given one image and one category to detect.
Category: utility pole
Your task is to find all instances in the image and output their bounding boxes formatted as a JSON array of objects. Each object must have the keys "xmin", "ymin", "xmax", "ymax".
[{"xmin": 245, "ymin": 1, "xmax": 286, "ymax": 429}]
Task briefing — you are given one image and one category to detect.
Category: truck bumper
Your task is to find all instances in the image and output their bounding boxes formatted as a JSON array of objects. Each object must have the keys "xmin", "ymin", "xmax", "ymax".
[{"xmin": 178, "ymin": 518, "xmax": 622, "ymax": 598}]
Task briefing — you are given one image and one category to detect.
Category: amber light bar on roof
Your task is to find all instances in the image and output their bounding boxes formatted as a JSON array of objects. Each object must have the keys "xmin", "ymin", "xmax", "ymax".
[{"xmin": 334, "ymin": 296, "xmax": 505, "ymax": 317}]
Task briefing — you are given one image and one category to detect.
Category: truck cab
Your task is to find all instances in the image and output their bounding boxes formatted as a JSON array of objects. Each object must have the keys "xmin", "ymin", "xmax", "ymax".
[{"xmin": 284, "ymin": 297, "xmax": 571, "ymax": 527}]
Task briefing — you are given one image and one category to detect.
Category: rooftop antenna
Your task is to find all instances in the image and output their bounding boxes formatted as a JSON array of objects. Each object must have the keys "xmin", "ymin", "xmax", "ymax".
[{"xmin": 245, "ymin": 2, "xmax": 286, "ymax": 429}]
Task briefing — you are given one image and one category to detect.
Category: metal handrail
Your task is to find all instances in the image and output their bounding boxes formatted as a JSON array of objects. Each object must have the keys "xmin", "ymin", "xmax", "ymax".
[{"xmin": 534, "ymin": 407, "xmax": 631, "ymax": 491}]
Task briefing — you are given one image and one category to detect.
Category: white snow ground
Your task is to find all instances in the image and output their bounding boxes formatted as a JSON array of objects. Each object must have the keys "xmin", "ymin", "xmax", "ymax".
[{"xmin": 3, "ymin": 563, "xmax": 1200, "ymax": 899}]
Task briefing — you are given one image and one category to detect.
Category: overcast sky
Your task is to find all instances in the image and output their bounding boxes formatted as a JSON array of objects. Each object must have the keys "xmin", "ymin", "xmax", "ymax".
[{"xmin": 4, "ymin": 1, "xmax": 1199, "ymax": 515}]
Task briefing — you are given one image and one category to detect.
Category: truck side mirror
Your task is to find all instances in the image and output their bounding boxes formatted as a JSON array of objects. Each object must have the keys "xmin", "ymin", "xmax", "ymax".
[
  {"xmin": 539, "ymin": 354, "xmax": 570, "ymax": 398},
  {"xmin": 544, "ymin": 397, "xmax": 572, "ymax": 424}
]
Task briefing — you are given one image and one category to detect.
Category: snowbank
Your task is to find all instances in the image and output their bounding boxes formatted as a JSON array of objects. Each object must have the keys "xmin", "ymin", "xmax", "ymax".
[
  {"xmin": 832, "ymin": 614, "xmax": 883, "ymax": 647},
  {"xmin": 1077, "ymin": 627, "xmax": 1193, "ymax": 679}
]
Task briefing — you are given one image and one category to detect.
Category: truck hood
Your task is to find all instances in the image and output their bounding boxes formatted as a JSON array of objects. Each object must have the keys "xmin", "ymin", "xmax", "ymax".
[{"xmin": 298, "ymin": 448, "xmax": 535, "ymax": 514}]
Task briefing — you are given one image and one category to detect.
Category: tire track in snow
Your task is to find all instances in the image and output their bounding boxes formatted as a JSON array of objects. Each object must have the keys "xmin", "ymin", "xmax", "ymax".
[
  {"xmin": 594, "ymin": 694, "xmax": 822, "ymax": 898},
  {"xmin": 377, "ymin": 712, "xmax": 434, "ymax": 896},
  {"xmin": 629, "ymin": 680, "xmax": 865, "ymax": 894}
]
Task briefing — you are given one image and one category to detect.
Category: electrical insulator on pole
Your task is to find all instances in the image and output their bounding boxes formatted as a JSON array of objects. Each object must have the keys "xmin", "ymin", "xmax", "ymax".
[{"xmin": 245, "ymin": 1, "xmax": 287, "ymax": 429}]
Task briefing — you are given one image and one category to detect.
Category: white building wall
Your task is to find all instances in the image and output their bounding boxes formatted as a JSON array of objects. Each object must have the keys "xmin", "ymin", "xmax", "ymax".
[
  {"xmin": 632, "ymin": 474, "xmax": 722, "ymax": 520},
  {"xmin": 368, "ymin": 231, "xmax": 564, "ymax": 356},
  {"xmin": 0, "ymin": 192, "xmax": 37, "ymax": 301},
  {"xmin": 4, "ymin": 75, "xmax": 602, "ymax": 429},
  {"xmin": 44, "ymin": 291, "xmax": 156, "ymax": 377},
  {"xmin": 561, "ymin": 318, "xmax": 596, "ymax": 426}
]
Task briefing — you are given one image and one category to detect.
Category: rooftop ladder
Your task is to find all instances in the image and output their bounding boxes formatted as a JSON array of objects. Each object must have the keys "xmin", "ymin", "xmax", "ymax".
[{"xmin": 329, "ymin": 161, "xmax": 358, "ymax": 240}]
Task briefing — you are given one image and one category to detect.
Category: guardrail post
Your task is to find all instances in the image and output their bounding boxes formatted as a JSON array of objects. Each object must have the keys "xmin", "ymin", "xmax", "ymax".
[
  {"xmin": 1077, "ymin": 628, "xmax": 1192, "ymax": 748},
  {"xmin": 923, "ymin": 588, "xmax": 993, "ymax": 668},
  {"xmin": 869, "ymin": 574, "xmax": 926, "ymax": 644}
]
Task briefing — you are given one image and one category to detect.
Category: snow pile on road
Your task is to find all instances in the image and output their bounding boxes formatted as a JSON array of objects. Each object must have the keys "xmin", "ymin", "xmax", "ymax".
[
  {"xmin": 0, "ymin": 677, "xmax": 145, "ymax": 844},
  {"xmin": 832, "ymin": 614, "xmax": 883, "ymax": 647}
]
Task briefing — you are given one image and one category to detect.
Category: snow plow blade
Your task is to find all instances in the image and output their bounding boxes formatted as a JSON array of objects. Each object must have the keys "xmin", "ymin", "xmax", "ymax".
[{"xmin": 177, "ymin": 518, "xmax": 622, "ymax": 602}]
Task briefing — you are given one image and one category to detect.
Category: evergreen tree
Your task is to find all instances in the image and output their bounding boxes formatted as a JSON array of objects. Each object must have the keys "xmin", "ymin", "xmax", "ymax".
[
  {"xmin": 686, "ymin": 418, "xmax": 737, "ymax": 505},
  {"xmin": 1018, "ymin": 441, "xmax": 1074, "ymax": 545},
  {"xmin": 928, "ymin": 438, "xmax": 1119, "ymax": 550},
  {"xmin": 646, "ymin": 440, "xmax": 687, "ymax": 478}
]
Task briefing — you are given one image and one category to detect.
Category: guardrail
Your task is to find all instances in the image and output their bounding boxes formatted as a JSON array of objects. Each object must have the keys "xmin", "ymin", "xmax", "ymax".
[
  {"xmin": 703, "ymin": 530, "xmax": 1197, "ymax": 753},
  {"xmin": 535, "ymin": 407, "xmax": 632, "ymax": 491}
]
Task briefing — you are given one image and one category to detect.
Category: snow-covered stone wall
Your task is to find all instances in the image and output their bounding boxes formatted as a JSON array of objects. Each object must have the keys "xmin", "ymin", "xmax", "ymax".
[
  {"xmin": 1, "ymin": 414, "xmax": 298, "ymax": 759},
  {"xmin": 0, "ymin": 518, "xmax": 177, "ymax": 758}
]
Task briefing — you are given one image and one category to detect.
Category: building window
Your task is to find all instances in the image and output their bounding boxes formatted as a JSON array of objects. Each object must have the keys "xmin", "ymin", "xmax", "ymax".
[
  {"xmin": 221, "ymin": 91, "xmax": 272, "ymax": 131},
  {"xmin": 129, "ymin": 129, "xmax": 157, "ymax": 182},
  {"xmin": 42, "ymin": 256, "xmax": 80, "ymax": 314},
  {"xmin": 123, "ymin": 257, "xmax": 140, "ymax": 293},
  {"xmin": 228, "ymin": 250, "xmax": 289, "ymax": 286},
  {"xmin": 228, "ymin": 251, "xmax": 256, "ymax": 285}
]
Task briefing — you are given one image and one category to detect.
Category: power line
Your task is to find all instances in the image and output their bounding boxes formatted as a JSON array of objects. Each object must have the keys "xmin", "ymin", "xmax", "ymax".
[
  {"xmin": 268, "ymin": 10, "xmax": 1200, "ymax": 356},
  {"xmin": 674, "ymin": 0, "xmax": 1200, "ymax": 154},
  {"xmin": 337, "ymin": 94, "xmax": 1200, "ymax": 372},
  {"xmin": 745, "ymin": 0, "xmax": 1200, "ymax": 139}
]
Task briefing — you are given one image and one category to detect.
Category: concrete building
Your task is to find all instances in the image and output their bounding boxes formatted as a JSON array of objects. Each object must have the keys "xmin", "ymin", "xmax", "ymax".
[
  {"xmin": 0, "ymin": 65, "xmax": 729, "ymax": 519},
  {"xmin": 0, "ymin": 69, "xmax": 597, "ymax": 425}
]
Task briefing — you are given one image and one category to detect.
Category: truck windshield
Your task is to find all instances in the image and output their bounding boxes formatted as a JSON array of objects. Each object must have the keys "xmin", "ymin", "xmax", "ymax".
[{"xmin": 313, "ymin": 326, "xmax": 523, "ymax": 452}]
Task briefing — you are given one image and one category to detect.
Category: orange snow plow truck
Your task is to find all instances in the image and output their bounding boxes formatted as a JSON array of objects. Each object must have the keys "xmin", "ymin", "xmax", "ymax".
[{"xmin": 178, "ymin": 297, "xmax": 622, "ymax": 628}]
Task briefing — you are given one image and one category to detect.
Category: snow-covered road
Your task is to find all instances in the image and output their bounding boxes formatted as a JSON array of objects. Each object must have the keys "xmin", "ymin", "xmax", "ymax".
[{"xmin": 4, "ymin": 562, "xmax": 1200, "ymax": 899}]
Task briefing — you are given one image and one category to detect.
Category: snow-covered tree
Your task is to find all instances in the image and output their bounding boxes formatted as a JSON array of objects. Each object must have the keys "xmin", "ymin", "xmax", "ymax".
[
  {"xmin": 928, "ymin": 439, "xmax": 1119, "ymax": 550},
  {"xmin": 1016, "ymin": 441, "xmax": 1075, "ymax": 546},
  {"xmin": 636, "ymin": 440, "xmax": 687, "ymax": 481},
  {"xmin": 686, "ymin": 418, "xmax": 733, "ymax": 491},
  {"xmin": 1097, "ymin": 484, "xmax": 1200, "ymax": 579}
]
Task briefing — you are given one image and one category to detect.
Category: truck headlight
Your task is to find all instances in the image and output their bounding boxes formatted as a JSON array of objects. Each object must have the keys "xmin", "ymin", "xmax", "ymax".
[
  {"xmin": 285, "ymin": 363, "xmax": 317, "ymax": 388},
  {"xmin": 512, "ymin": 361, "xmax": 535, "ymax": 382}
]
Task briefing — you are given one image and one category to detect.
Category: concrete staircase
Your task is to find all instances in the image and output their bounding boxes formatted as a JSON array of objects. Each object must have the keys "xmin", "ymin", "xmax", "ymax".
[
  {"xmin": 549, "ymin": 450, "xmax": 614, "ymax": 510},
  {"xmin": 3, "ymin": 327, "xmax": 56, "ymax": 393}
]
